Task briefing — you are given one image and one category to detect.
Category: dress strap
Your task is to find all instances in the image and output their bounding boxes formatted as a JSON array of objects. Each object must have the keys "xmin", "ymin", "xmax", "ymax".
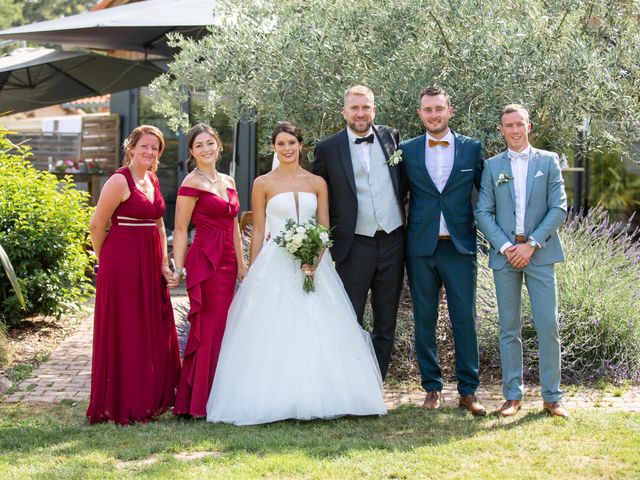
[
  {"xmin": 148, "ymin": 171, "xmax": 160, "ymax": 189},
  {"xmin": 114, "ymin": 167, "xmax": 136, "ymax": 191},
  {"xmin": 178, "ymin": 186, "xmax": 202, "ymax": 197}
]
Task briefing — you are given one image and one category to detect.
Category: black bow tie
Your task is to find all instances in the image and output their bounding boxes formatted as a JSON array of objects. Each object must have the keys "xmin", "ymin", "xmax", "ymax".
[{"xmin": 355, "ymin": 133, "xmax": 374, "ymax": 144}]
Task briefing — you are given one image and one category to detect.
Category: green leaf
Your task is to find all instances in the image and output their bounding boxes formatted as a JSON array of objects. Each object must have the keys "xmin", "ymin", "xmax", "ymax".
[{"xmin": 0, "ymin": 243, "xmax": 26, "ymax": 310}]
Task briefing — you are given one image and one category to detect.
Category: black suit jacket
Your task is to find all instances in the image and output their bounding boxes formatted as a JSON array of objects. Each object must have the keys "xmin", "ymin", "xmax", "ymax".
[{"xmin": 312, "ymin": 125, "xmax": 405, "ymax": 263}]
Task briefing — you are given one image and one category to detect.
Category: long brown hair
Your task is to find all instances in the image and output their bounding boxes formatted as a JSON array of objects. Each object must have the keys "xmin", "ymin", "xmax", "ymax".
[{"xmin": 122, "ymin": 125, "xmax": 165, "ymax": 172}]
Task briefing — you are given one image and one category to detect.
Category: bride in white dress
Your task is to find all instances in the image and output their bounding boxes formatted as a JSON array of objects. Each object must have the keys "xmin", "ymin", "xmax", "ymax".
[{"xmin": 206, "ymin": 122, "xmax": 387, "ymax": 425}]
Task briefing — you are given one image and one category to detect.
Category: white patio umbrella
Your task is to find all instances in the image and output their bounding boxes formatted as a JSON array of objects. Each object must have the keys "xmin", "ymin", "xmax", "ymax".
[
  {"xmin": 0, "ymin": 0, "xmax": 218, "ymax": 58},
  {"xmin": 0, "ymin": 48, "xmax": 165, "ymax": 113}
]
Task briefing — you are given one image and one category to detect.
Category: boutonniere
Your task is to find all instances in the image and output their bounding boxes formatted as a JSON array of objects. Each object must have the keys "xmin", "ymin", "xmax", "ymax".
[
  {"xmin": 387, "ymin": 149, "xmax": 403, "ymax": 166},
  {"xmin": 495, "ymin": 171, "xmax": 513, "ymax": 186}
]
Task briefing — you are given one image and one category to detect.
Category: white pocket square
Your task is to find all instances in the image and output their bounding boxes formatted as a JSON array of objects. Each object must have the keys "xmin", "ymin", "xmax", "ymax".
[
  {"xmin": 535, "ymin": 170, "xmax": 544, "ymax": 178},
  {"xmin": 460, "ymin": 168, "xmax": 473, "ymax": 172}
]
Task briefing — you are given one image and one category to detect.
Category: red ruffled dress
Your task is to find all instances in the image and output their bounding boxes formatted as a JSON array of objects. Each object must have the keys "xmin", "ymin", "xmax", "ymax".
[
  {"xmin": 173, "ymin": 186, "xmax": 239, "ymax": 417},
  {"xmin": 87, "ymin": 167, "xmax": 181, "ymax": 425}
]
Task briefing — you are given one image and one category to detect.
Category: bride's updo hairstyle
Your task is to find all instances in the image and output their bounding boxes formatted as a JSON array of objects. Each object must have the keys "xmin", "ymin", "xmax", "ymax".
[
  {"xmin": 271, "ymin": 121, "xmax": 303, "ymax": 145},
  {"xmin": 185, "ymin": 123, "xmax": 223, "ymax": 171}
]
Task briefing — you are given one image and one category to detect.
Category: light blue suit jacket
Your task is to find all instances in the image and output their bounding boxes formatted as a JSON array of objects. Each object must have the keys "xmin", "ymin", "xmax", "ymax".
[{"xmin": 474, "ymin": 148, "xmax": 567, "ymax": 269}]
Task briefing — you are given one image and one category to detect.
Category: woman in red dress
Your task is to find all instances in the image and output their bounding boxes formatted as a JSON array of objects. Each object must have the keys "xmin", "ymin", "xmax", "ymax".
[
  {"xmin": 87, "ymin": 125, "xmax": 181, "ymax": 425},
  {"xmin": 171, "ymin": 123, "xmax": 245, "ymax": 418}
]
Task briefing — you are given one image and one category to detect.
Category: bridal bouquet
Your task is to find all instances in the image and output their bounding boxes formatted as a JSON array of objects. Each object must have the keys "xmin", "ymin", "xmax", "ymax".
[{"xmin": 273, "ymin": 218, "xmax": 333, "ymax": 293}]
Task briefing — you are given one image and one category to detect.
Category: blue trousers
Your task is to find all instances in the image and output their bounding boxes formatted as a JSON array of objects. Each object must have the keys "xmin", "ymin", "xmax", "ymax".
[
  {"xmin": 407, "ymin": 240, "xmax": 480, "ymax": 396},
  {"xmin": 493, "ymin": 262, "xmax": 562, "ymax": 402}
]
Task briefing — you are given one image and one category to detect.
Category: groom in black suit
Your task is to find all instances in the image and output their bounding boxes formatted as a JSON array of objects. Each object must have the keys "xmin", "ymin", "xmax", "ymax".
[{"xmin": 313, "ymin": 85, "xmax": 405, "ymax": 379}]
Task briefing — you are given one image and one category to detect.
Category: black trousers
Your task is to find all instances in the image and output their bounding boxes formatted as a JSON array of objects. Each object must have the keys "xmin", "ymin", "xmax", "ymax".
[{"xmin": 335, "ymin": 227, "xmax": 405, "ymax": 379}]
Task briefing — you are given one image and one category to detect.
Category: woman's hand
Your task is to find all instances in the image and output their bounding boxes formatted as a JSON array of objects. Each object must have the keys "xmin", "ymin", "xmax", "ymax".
[
  {"xmin": 162, "ymin": 264, "xmax": 176, "ymax": 286},
  {"xmin": 237, "ymin": 263, "xmax": 247, "ymax": 282},
  {"xmin": 301, "ymin": 263, "xmax": 317, "ymax": 278}
]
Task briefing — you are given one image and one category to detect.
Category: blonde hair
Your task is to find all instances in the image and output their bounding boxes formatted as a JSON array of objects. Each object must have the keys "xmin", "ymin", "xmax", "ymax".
[
  {"xmin": 343, "ymin": 85, "xmax": 374, "ymax": 105},
  {"xmin": 122, "ymin": 125, "xmax": 165, "ymax": 172}
]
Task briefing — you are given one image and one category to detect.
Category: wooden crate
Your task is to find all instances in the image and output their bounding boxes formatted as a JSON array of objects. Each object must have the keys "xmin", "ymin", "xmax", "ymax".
[{"xmin": 80, "ymin": 114, "xmax": 121, "ymax": 172}]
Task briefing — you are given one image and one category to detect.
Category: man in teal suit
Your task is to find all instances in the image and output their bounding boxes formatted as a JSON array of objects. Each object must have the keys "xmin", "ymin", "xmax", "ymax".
[
  {"xmin": 400, "ymin": 86, "xmax": 486, "ymax": 416},
  {"xmin": 475, "ymin": 104, "xmax": 569, "ymax": 418}
]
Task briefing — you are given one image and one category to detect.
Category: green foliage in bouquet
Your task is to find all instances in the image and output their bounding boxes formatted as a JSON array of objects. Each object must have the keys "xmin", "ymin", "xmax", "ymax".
[
  {"xmin": 273, "ymin": 218, "xmax": 333, "ymax": 293},
  {"xmin": 0, "ymin": 129, "xmax": 94, "ymax": 325}
]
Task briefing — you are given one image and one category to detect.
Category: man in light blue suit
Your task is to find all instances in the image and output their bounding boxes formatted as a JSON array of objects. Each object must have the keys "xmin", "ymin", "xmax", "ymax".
[
  {"xmin": 400, "ymin": 86, "xmax": 486, "ymax": 416},
  {"xmin": 475, "ymin": 104, "xmax": 569, "ymax": 418}
]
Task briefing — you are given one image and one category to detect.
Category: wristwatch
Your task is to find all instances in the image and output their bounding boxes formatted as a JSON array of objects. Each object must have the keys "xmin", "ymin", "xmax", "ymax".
[{"xmin": 528, "ymin": 238, "xmax": 539, "ymax": 249}]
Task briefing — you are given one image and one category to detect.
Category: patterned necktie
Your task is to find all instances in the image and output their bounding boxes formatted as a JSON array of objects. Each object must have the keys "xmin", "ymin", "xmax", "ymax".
[
  {"xmin": 428, "ymin": 139, "xmax": 449, "ymax": 148},
  {"xmin": 355, "ymin": 133, "xmax": 374, "ymax": 144},
  {"xmin": 508, "ymin": 151, "xmax": 529, "ymax": 161}
]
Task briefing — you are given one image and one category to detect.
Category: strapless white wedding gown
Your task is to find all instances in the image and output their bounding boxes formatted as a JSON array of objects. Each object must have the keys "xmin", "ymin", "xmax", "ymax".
[{"xmin": 206, "ymin": 191, "xmax": 387, "ymax": 425}]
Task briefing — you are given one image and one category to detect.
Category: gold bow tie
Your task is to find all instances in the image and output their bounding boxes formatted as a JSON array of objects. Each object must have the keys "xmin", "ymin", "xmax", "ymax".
[{"xmin": 428, "ymin": 139, "xmax": 450, "ymax": 148}]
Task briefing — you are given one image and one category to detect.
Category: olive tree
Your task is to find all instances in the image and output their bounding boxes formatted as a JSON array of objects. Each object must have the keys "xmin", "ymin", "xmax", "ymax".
[{"xmin": 150, "ymin": 0, "xmax": 640, "ymax": 157}]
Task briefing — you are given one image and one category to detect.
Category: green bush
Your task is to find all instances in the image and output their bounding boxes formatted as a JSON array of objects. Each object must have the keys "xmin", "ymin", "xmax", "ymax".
[
  {"xmin": 0, "ymin": 322, "xmax": 9, "ymax": 367},
  {"xmin": 0, "ymin": 129, "xmax": 94, "ymax": 325},
  {"xmin": 476, "ymin": 206, "xmax": 640, "ymax": 384}
]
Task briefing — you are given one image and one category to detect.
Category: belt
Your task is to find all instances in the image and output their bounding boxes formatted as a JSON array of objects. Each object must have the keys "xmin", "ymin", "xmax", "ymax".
[
  {"xmin": 113, "ymin": 215, "xmax": 156, "ymax": 227},
  {"xmin": 515, "ymin": 235, "xmax": 526, "ymax": 243},
  {"xmin": 438, "ymin": 235, "xmax": 451, "ymax": 240}
]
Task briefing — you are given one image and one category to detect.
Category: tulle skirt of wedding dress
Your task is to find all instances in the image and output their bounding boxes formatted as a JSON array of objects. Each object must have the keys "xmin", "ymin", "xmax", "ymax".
[{"xmin": 206, "ymin": 241, "xmax": 387, "ymax": 425}]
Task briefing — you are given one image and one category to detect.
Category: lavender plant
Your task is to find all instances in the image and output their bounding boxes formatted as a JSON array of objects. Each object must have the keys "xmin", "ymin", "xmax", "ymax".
[
  {"xmin": 554, "ymin": 206, "xmax": 640, "ymax": 383},
  {"xmin": 477, "ymin": 206, "xmax": 640, "ymax": 384}
]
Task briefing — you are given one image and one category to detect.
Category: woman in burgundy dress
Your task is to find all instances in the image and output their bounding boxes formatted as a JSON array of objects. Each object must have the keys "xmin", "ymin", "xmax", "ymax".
[
  {"xmin": 87, "ymin": 125, "xmax": 181, "ymax": 425},
  {"xmin": 171, "ymin": 123, "xmax": 245, "ymax": 418}
]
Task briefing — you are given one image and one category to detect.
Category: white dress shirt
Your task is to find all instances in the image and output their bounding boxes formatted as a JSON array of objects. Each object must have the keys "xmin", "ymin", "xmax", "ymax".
[
  {"xmin": 499, "ymin": 145, "xmax": 533, "ymax": 254},
  {"xmin": 347, "ymin": 127, "xmax": 373, "ymax": 173},
  {"xmin": 425, "ymin": 130, "xmax": 455, "ymax": 236}
]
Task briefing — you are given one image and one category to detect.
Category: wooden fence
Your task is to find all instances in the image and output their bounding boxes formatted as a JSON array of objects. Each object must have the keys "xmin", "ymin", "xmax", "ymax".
[
  {"xmin": 6, "ymin": 114, "xmax": 121, "ymax": 205},
  {"xmin": 6, "ymin": 114, "xmax": 120, "ymax": 173}
]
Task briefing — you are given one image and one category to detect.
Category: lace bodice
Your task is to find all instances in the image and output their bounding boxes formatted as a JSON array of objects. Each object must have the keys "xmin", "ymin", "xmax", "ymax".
[{"xmin": 265, "ymin": 191, "xmax": 317, "ymax": 236}]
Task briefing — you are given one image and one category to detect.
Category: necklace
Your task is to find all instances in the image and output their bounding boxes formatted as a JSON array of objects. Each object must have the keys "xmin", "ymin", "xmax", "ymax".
[
  {"xmin": 195, "ymin": 167, "xmax": 219, "ymax": 186},
  {"xmin": 280, "ymin": 167, "xmax": 303, "ymax": 189},
  {"xmin": 128, "ymin": 166, "xmax": 149, "ymax": 192}
]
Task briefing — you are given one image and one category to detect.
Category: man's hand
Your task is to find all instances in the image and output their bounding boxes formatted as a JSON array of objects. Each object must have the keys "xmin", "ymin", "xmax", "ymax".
[{"xmin": 505, "ymin": 243, "xmax": 535, "ymax": 269}]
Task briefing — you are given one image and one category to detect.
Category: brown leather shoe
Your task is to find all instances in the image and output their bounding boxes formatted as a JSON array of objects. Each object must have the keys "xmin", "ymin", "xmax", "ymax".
[
  {"xmin": 458, "ymin": 394, "xmax": 487, "ymax": 416},
  {"xmin": 423, "ymin": 391, "xmax": 441, "ymax": 410},
  {"xmin": 543, "ymin": 401, "xmax": 569, "ymax": 419},
  {"xmin": 497, "ymin": 399, "xmax": 522, "ymax": 417}
]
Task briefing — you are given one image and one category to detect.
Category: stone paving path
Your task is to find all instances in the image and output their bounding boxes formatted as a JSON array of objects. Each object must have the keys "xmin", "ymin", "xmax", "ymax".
[{"xmin": 4, "ymin": 293, "xmax": 640, "ymax": 413}]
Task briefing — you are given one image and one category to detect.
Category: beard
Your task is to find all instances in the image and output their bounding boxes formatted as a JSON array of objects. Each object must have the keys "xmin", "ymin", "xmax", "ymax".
[
  {"xmin": 425, "ymin": 122, "xmax": 449, "ymax": 137},
  {"xmin": 347, "ymin": 119, "xmax": 372, "ymax": 135}
]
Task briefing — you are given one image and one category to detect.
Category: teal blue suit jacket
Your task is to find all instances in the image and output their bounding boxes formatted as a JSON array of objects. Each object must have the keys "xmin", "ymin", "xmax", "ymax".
[
  {"xmin": 400, "ymin": 132, "xmax": 484, "ymax": 257},
  {"xmin": 474, "ymin": 148, "xmax": 567, "ymax": 269}
]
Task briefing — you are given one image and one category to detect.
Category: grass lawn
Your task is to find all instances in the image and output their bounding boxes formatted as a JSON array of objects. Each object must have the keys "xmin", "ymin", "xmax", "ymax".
[{"xmin": 0, "ymin": 402, "xmax": 638, "ymax": 479}]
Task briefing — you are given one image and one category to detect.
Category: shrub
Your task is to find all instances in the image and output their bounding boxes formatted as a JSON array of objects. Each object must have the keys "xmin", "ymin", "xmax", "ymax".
[
  {"xmin": 555, "ymin": 207, "xmax": 640, "ymax": 383},
  {"xmin": 0, "ymin": 322, "xmax": 9, "ymax": 367},
  {"xmin": 0, "ymin": 129, "xmax": 94, "ymax": 326},
  {"xmin": 475, "ymin": 206, "xmax": 640, "ymax": 385}
]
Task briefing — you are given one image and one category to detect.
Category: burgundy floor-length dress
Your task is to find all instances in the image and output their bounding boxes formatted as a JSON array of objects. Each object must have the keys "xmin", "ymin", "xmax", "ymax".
[
  {"xmin": 87, "ymin": 167, "xmax": 181, "ymax": 425},
  {"xmin": 173, "ymin": 186, "xmax": 239, "ymax": 417}
]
